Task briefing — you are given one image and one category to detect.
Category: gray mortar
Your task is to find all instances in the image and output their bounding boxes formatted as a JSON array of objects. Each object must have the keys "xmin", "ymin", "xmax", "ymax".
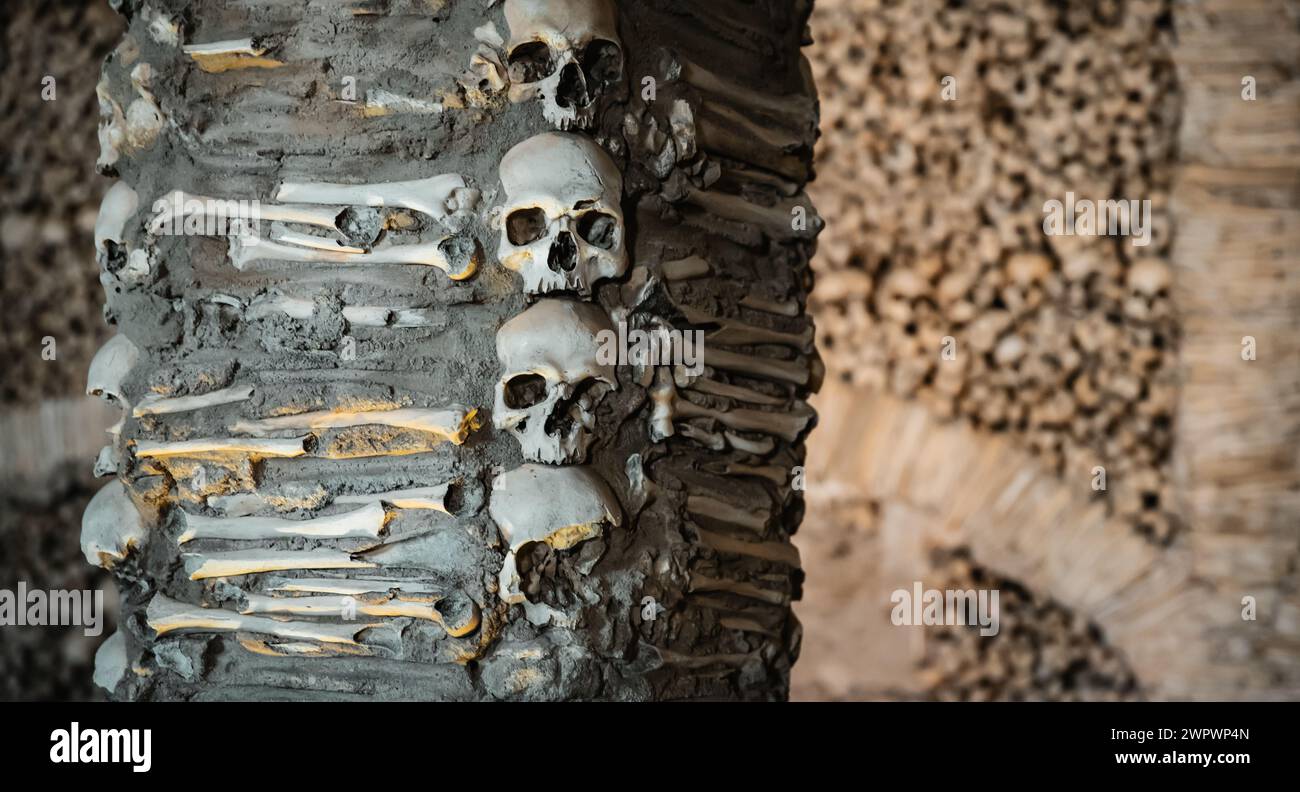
[{"xmin": 95, "ymin": 0, "xmax": 819, "ymax": 701}]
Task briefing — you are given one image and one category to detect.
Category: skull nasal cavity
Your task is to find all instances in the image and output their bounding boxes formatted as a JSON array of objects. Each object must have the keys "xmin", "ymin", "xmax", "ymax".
[
  {"xmin": 549, "ymin": 231, "xmax": 578, "ymax": 272},
  {"xmin": 555, "ymin": 62, "xmax": 590, "ymax": 109},
  {"xmin": 504, "ymin": 373, "xmax": 548, "ymax": 409}
]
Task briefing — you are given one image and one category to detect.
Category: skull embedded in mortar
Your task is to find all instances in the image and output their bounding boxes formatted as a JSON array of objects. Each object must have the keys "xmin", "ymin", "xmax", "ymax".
[
  {"xmin": 490, "ymin": 464, "xmax": 622, "ymax": 625},
  {"xmin": 494, "ymin": 298, "xmax": 619, "ymax": 463},
  {"xmin": 497, "ymin": 132, "xmax": 627, "ymax": 297},
  {"xmin": 504, "ymin": 0, "xmax": 624, "ymax": 129}
]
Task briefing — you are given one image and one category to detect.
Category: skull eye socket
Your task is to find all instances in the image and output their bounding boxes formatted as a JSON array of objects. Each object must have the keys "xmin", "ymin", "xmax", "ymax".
[
  {"xmin": 577, "ymin": 210, "xmax": 618, "ymax": 250},
  {"xmin": 582, "ymin": 39, "xmax": 623, "ymax": 88},
  {"xmin": 504, "ymin": 373, "xmax": 548, "ymax": 410},
  {"xmin": 508, "ymin": 41, "xmax": 556, "ymax": 84},
  {"xmin": 506, "ymin": 208, "xmax": 548, "ymax": 246}
]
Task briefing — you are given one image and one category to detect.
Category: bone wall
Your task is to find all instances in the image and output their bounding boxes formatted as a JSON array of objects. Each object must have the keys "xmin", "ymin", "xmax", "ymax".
[
  {"xmin": 808, "ymin": 0, "xmax": 1181, "ymax": 541},
  {"xmin": 87, "ymin": 0, "xmax": 819, "ymax": 701}
]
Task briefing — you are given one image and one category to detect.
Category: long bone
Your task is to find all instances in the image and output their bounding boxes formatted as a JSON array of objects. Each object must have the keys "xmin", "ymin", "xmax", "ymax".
[
  {"xmin": 672, "ymin": 397, "xmax": 813, "ymax": 443},
  {"xmin": 246, "ymin": 295, "xmax": 437, "ymax": 328},
  {"xmin": 147, "ymin": 595, "xmax": 375, "ymax": 645},
  {"xmin": 683, "ymin": 187, "xmax": 820, "ymax": 243},
  {"xmin": 264, "ymin": 577, "xmax": 440, "ymax": 596},
  {"xmin": 178, "ymin": 502, "xmax": 388, "ymax": 544},
  {"xmin": 134, "ymin": 385, "xmax": 254, "ymax": 417},
  {"xmin": 274, "ymin": 174, "xmax": 467, "ymax": 225},
  {"xmin": 675, "ymin": 303, "xmax": 814, "ymax": 350},
  {"xmin": 149, "ymin": 190, "xmax": 341, "ymax": 234},
  {"xmin": 135, "ymin": 437, "xmax": 310, "ymax": 460},
  {"xmin": 239, "ymin": 593, "xmax": 480, "ymax": 637},
  {"xmin": 228, "ymin": 234, "xmax": 479, "ymax": 280},
  {"xmin": 183, "ymin": 549, "xmax": 377, "ymax": 580},
  {"xmin": 656, "ymin": 49, "xmax": 816, "ymax": 134},
  {"xmin": 81, "ymin": 480, "xmax": 148, "ymax": 570},
  {"xmin": 703, "ymin": 347, "xmax": 809, "ymax": 387},
  {"xmin": 230, "ymin": 406, "xmax": 478, "ymax": 444}
]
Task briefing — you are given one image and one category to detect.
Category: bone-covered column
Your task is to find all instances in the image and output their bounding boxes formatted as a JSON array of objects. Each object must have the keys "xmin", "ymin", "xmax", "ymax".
[{"xmin": 88, "ymin": 0, "xmax": 818, "ymax": 701}]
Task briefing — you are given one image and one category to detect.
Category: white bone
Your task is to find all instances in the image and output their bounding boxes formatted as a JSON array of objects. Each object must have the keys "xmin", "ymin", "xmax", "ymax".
[
  {"xmin": 660, "ymin": 255, "xmax": 711, "ymax": 281},
  {"xmin": 133, "ymin": 385, "xmax": 254, "ymax": 416},
  {"xmin": 265, "ymin": 577, "xmax": 439, "ymax": 596},
  {"xmin": 183, "ymin": 549, "xmax": 376, "ymax": 580},
  {"xmin": 270, "ymin": 229, "xmax": 366, "ymax": 253},
  {"xmin": 703, "ymin": 347, "xmax": 809, "ymax": 386},
  {"xmin": 505, "ymin": 0, "xmax": 622, "ymax": 129},
  {"xmin": 182, "ymin": 38, "xmax": 260, "ymax": 57},
  {"xmin": 81, "ymin": 479, "xmax": 148, "ymax": 569},
  {"xmin": 228, "ymin": 234, "xmax": 478, "ymax": 280},
  {"xmin": 334, "ymin": 483, "xmax": 454, "ymax": 511},
  {"xmin": 723, "ymin": 431, "xmax": 775, "ymax": 455},
  {"xmin": 87, "ymin": 335, "xmax": 139, "ymax": 408},
  {"xmin": 148, "ymin": 190, "xmax": 340, "ymax": 234},
  {"xmin": 490, "ymin": 464, "xmax": 621, "ymax": 609},
  {"xmin": 238, "ymin": 594, "xmax": 480, "ymax": 637},
  {"xmin": 93, "ymin": 629, "xmax": 128, "ymax": 693},
  {"xmin": 275, "ymin": 174, "xmax": 466, "ymax": 224},
  {"xmin": 178, "ymin": 502, "xmax": 387, "ymax": 544},
  {"xmin": 147, "ymin": 594, "xmax": 376, "ymax": 644},
  {"xmin": 495, "ymin": 299, "xmax": 617, "ymax": 463},
  {"xmin": 498, "ymin": 132, "xmax": 626, "ymax": 296},
  {"xmin": 95, "ymin": 181, "xmax": 139, "ymax": 254},
  {"xmin": 230, "ymin": 406, "xmax": 477, "ymax": 444},
  {"xmin": 135, "ymin": 437, "xmax": 310, "ymax": 459},
  {"xmin": 93, "ymin": 445, "xmax": 118, "ymax": 477},
  {"xmin": 363, "ymin": 89, "xmax": 445, "ymax": 116}
]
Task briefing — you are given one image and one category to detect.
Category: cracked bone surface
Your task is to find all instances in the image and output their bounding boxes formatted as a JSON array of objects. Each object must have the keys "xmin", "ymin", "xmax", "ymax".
[
  {"xmin": 497, "ymin": 131, "xmax": 626, "ymax": 296},
  {"xmin": 490, "ymin": 464, "xmax": 622, "ymax": 622},
  {"xmin": 504, "ymin": 0, "xmax": 623, "ymax": 129},
  {"xmin": 87, "ymin": 0, "xmax": 817, "ymax": 701},
  {"xmin": 494, "ymin": 299, "xmax": 617, "ymax": 463}
]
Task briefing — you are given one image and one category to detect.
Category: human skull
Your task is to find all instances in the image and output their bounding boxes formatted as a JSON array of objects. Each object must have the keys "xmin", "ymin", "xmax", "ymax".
[
  {"xmin": 490, "ymin": 464, "xmax": 622, "ymax": 623},
  {"xmin": 495, "ymin": 299, "xmax": 618, "ymax": 464},
  {"xmin": 498, "ymin": 132, "xmax": 626, "ymax": 297},
  {"xmin": 504, "ymin": 0, "xmax": 624, "ymax": 129},
  {"xmin": 1124, "ymin": 258, "xmax": 1172, "ymax": 322}
]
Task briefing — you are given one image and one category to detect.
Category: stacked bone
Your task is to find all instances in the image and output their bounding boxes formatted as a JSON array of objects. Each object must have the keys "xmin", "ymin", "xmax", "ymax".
[
  {"xmin": 807, "ymin": 0, "xmax": 1181, "ymax": 541},
  {"xmin": 482, "ymin": 0, "xmax": 822, "ymax": 700},
  {"xmin": 919, "ymin": 550, "xmax": 1142, "ymax": 702},
  {"xmin": 84, "ymin": 0, "xmax": 821, "ymax": 701},
  {"xmin": 82, "ymin": 0, "xmax": 528, "ymax": 700},
  {"xmin": 0, "ymin": 1, "xmax": 122, "ymax": 404}
]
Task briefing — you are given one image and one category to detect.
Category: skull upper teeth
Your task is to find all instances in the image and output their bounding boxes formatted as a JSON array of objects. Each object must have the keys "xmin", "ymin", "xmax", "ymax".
[
  {"xmin": 504, "ymin": 0, "xmax": 624, "ymax": 130},
  {"xmin": 497, "ymin": 132, "xmax": 627, "ymax": 298}
]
